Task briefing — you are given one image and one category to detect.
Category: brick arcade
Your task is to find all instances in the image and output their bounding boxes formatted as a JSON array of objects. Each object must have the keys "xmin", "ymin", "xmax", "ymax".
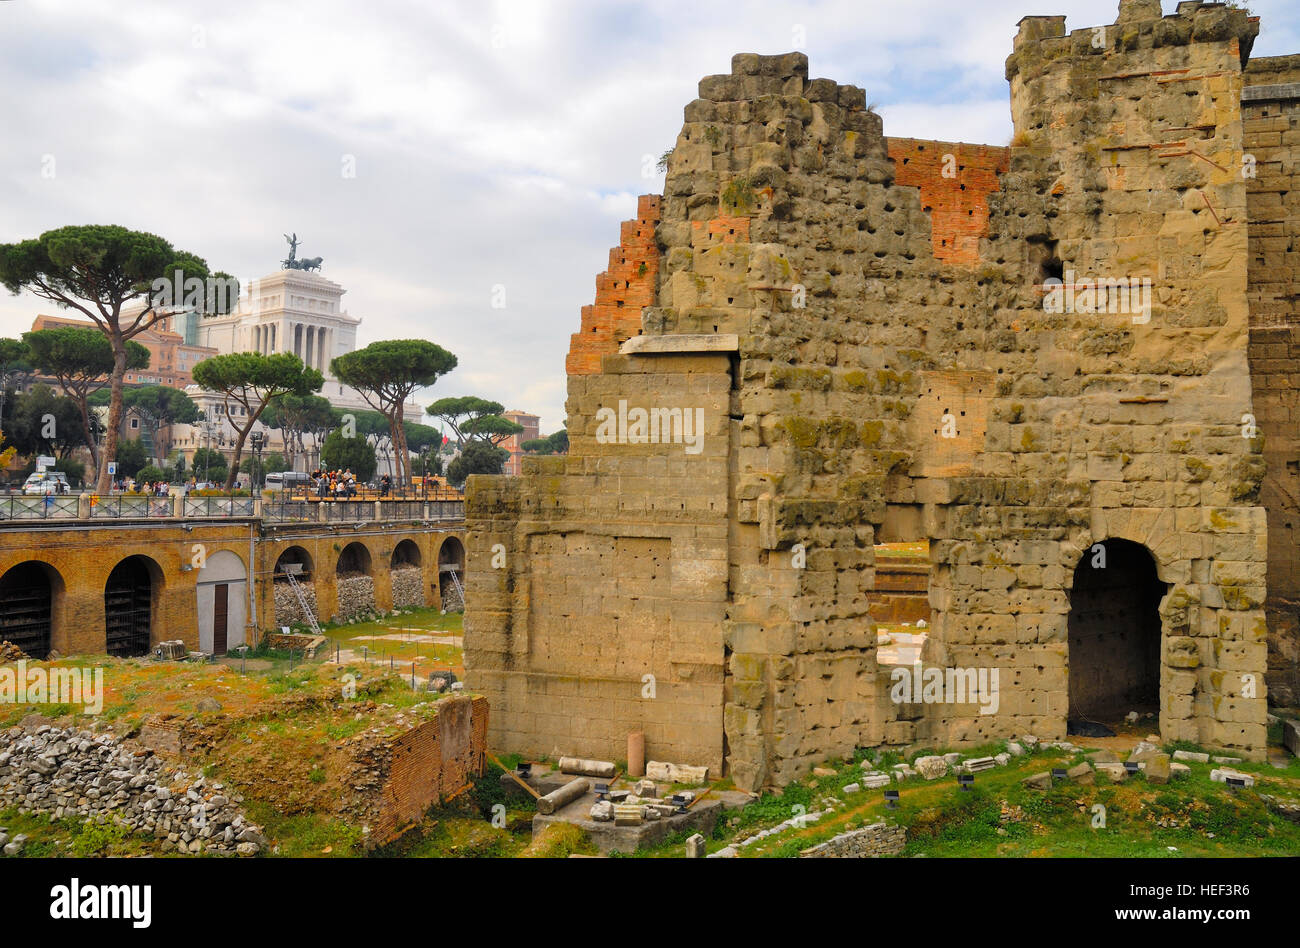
[{"xmin": 0, "ymin": 517, "xmax": 467, "ymax": 659}]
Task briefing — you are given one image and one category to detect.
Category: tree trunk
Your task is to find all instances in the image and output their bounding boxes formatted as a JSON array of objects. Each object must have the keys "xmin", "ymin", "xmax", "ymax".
[
  {"xmin": 387, "ymin": 413, "xmax": 407, "ymax": 487},
  {"xmin": 96, "ymin": 343, "xmax": 128, "ymax": 493},
  {"xmin": 76, "ymin": 396, "xmax": 100, "ymax": 485},
  {"xmin": 224, "ymin": 423, "xmax": 250, "ymax": 492},
  {"xmin": 400, "ymin": 423, "xmax": 410, "ymax": 486}
]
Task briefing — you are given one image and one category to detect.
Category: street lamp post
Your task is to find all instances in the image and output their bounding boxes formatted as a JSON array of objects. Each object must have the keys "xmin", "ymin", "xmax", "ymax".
[
  {"xmin": 250, "ymin": 429, "xmax": 265, "ymax": 493},
  {"xmin": 200, "ymin": 413, "xmax": 212, "ymax": 485}
]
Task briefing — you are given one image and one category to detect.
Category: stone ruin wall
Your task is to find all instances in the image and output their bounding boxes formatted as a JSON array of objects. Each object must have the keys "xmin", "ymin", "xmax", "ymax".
[
  {"xmin": 467, "ymin": 0, "xmax": 1287, "ymax": 790},
  {"xmin": 1243, "ymin": 52, "xmax": 1300, "ymax": 705}
]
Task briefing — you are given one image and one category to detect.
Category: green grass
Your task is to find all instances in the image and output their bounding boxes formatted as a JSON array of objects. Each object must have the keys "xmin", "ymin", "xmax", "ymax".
[
  {"xmin": 0, "ymin": 807, "xmax": 150, "ymax": 858},
  {"xmin": 240, "ymin": 803, "xmax": 368, "ymax": 857},
  {"xmin": 632, "ymin": 739, "xmax": 1300, "ymax": 859}
]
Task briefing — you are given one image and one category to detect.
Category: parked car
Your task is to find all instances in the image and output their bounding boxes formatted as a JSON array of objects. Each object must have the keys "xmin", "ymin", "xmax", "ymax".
[{"xmin": 22, "ymin": 471, "xmax": 71, "ymax": 495}]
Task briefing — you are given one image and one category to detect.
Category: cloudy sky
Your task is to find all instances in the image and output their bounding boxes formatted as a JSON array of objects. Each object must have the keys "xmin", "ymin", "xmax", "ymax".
[{"xmin": 2, "ymin": 0, "xmax": 1297, "ymax": 433}]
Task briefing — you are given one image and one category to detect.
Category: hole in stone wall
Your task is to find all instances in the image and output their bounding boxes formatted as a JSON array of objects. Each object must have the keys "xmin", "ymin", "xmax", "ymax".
[
  {"xmin": 0, "ymin": 561, "xmax": 57, "ymax": 660},
  {"xmin": 871, "ymin": 523, "xmax": 930, "ymax": 667},
  {"xmin": 1067, "ymin": 539, "xmax": 1167, "ymax": 729},
  {"xmin": 105, "ymin": 555, "xmax": 156, "ymax": 658}
]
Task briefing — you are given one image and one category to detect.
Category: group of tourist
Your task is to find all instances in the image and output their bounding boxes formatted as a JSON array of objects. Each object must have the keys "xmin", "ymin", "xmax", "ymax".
[
  {"xmin": 311, "ymin": 468, "xmax": 358, "ymax": 498},
  {"xmin": 114, "ymin": 477, "xmax": 232, "ymax": 495},
  {"xmin": 114, "ymin": 478, "xmax": 175, "ymax": 496}
]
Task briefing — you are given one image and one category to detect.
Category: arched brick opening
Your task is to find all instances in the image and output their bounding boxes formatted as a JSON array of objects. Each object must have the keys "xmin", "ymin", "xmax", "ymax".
[
  {"xmin": 0, "ymin": 561, "xmax": 63, "ymax": 660},
  {"xmin": 273, "ymin": 545, "xmax": 318, "ymax": 629},
  {"xmin": 337, "ymin": 542, "xmax": 373, "ymax": 576},
  {"xmin": 1067, "ymin": 539, "xmax": 1167, "ymax": 728},
  {"xmin": 437, "ymin": 536, "xmax": 466, "ymax": 611},
  {"xmin": 104, "ymin": 555, "xmax": 162, "ymax": 657},
  {"xmin": 391, "ymin": 539, "xmax": 424, "ymax": 608},
  {"xmin": 274, "ymin": 545, "xmax": 315, "ymax": 579},
  {"xmin": 391, "ymin": 539, "xmax": 421, "ymax": 568},
  {"xmin": 335, "ymin": 541, "xmax": 376, "ymax": 621}
]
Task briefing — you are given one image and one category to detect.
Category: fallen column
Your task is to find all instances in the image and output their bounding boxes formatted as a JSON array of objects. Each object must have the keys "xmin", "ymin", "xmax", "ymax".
[
  {"xmin": 536, "ymin": 777, "xmax": 590, "ymax": 815},
  {"xmin": 558, "ymin": 757, "xmax": 617, "ymax": 778}
]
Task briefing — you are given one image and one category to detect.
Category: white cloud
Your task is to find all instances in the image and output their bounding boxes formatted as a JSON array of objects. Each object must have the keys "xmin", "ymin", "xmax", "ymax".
[{"xmin": 1, "ymin": 0, "xmax": 1296, "ymax": 433}]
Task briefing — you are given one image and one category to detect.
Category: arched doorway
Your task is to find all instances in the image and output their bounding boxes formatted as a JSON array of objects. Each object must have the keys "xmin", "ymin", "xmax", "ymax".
[
  {"xmin": 0, "ymin": 561, "xmax": 60, "ymax": 659},
  {"xmin": 438, "ymin": 537, "xmax": 465, "ymax": 611},
  {"xmin": 1067, "ymin": 539, "xmax": 1166, "ymax": 729},
  {"xmin": 197, "ymin": 550, "xmax": 247, "ymax": 655},
  {"xmin": 104, "ymin": 556, "xmax": 159, "ymax": 657}
]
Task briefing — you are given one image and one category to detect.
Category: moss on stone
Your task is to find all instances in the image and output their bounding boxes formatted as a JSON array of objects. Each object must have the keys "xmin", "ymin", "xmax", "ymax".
[{"xmin": 1209, "ymin": 509, "xmax": 1238, "ymax": 531}]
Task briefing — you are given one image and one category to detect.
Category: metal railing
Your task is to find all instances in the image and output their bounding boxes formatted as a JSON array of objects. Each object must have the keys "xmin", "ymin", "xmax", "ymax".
[
  {"xmin": 263, "ymin": 500, "xmax": 316, "ymax": 523},
  {"xmin": 183, "ymin": 495, "xmax": 256, "ymax": 518},
  {"xmin": 0, "ymin": 490, "xmax": 464, "ymax": 524},
  {"xmin": 90, "ymin": 495, "xmax": 172, "ymax": 519},
  {"xmin": 0, "ymin": 494, "xmax": 81, "ymax": 520},
  {"xmin": 324, "ymin": 501, "xmax": 375, "ymax": 522}
]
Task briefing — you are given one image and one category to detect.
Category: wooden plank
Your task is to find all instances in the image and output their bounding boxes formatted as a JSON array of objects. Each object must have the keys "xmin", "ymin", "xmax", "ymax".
[{"xmin": 486, "ymin": 751, "xmax": 542, "ymax": 800}]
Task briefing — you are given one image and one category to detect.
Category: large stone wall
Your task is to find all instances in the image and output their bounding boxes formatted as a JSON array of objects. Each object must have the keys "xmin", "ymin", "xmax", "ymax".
[
  {"xmin": 1244, "ymin": 53, "xmax": 1300, "ymax": 705},
  {"xmin": 467, "ymin": 0, "xmax": 1287, "ymax": 790}
]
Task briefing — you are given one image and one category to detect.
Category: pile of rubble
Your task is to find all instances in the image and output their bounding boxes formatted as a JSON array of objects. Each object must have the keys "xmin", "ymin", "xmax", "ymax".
[
  {"xmin": 0, "ymin": 724, "xmax": 265, "ymax": 856},
  {"xmin": 589, "ymin": 780, "xmax": 698, "ymax": 825},
  {"xmin": 0, "ymin": 641, "xmax": 28, "ymax": 663},
  {"xmin": 273, "ymin": 580, "xmax": 318, "ymax": 627},
  {"xmin": 1018, "ymin": 734, "xmax": 1256, "ymax": 789},
  {"xmin": 391, "ymin": 566, "xmax": 424, "ymax": 609},
  {"xmin": 335, "ymin": 574, "xmax": 376, "ymax": 620}
]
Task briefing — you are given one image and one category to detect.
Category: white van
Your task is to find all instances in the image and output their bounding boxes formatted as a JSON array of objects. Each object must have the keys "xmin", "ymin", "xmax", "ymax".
[
  {"xmin": 22, "ymin": 471, "xmax": 71, "ymax": 495},
  {"xmin": 265, "ymin": 471, "xmax": 311, "ymax": 490}
]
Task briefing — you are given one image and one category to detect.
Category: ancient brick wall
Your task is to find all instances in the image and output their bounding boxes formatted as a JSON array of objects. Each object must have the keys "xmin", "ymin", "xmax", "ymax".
[
  {"xmin": 887, "ymin": 139, "xmax": 1010, "ymax": 266},
  {"xmin": 368, "ymin": 695, "xmax": 488, "ymax": 845},
  {"xmin": 467, "ymin": 0, "xmax": 1282, "ymax": 791},
  {"xmin": 565, "ymin": 195, "xmax": 662, "ymax": 376},
  {"xmin": 1244, "ymin": 53, "xmax": 1300, "ymax": 704}
]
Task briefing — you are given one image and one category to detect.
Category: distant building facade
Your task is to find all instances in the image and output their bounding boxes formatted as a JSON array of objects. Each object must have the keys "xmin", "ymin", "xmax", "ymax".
[
  {"xmin": 500, "ymin": 410, "xmax": 540, "ymax": 476},
  {"xmin": 29, "ymin": 313, "xmax": 218, "ymax": 390}
]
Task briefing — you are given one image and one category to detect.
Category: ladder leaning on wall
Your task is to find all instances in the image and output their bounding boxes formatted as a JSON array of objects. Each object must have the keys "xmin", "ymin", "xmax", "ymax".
[
  {"xmin": 441, "ymin": 566, "xmax": 465, "ymax": 611},
  {"xmin": 282, "ymin": 568, "xmax": 322, "ymax": 635}
]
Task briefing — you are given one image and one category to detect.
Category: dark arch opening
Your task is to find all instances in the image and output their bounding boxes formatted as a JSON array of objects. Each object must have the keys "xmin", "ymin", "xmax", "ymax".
[
  {"xmin": 0, "ymin": 561, "xmax": 59, "ymax": 659},
  {"xmin": 104, "ymin": 555, "xmax": 157, "ymax": 657},
  {"xmin": 438, "ymin": 537, "xmax": 466, "ymax": 611},
  {"xmin": 337, "ymin": 542, "xmax": 372, "ymax": 576},
  {"xmin": 274, "ymin": 546, "xmax": 314, "ymax": 580},
  {"xmin": 391, "ymin": 539, "xmax": 422, "ymax": 569},
  {"xmin": 1067, "ymin": 539, "xmax": 1167, "ymax": 728}
]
